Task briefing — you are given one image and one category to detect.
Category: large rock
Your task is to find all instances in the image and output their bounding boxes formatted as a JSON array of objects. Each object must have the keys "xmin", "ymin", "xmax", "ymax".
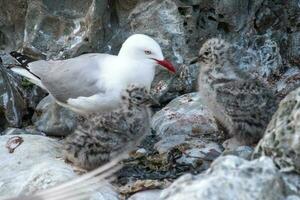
[
  {"xmin": 32, "ymin": 95, "xmax": 77, "ymax": 136},
  {"xmin": 151, "ymin": 92, "xmax": 223, "ymax": 170},
  {"xmin": 160, "ymin": 156, "xmax": 293, "ymax": 200},
  {"xmin": 0, "ymin": 53, "xmax": 45, "ymax": 131},
  {"xmin": 0, "ymin": 134, "xmax": 76, "ymax": 198},
  {"xmin": 0, "ymin": 61, "xmax": 26, "ymax": 129},
  {"xmin": 253, "ymin": 86, "xmax": 300, "ymax": 173},
  {"xmin": 0, "ymin": 0, "xmax": 27, "ymax": 50},
  {"xmin": 128, "ymin": 189, "xmax": 161, "ymax": 200},
  {"xmin": 129, "ymin": 0, "xmax": 195, "ymax": 102},
  {"xmin": 0, "ymin": 134, "xmax": 120, "ymax": 199}
]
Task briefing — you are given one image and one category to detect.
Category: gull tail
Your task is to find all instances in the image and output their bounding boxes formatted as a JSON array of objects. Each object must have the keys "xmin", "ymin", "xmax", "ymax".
[{"xmin": 9, "ymin": 51, "xmax": 45, "ymax": 89}]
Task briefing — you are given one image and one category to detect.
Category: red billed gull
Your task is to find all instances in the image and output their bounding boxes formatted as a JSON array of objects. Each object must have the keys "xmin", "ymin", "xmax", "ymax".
[{"xmin": 9, "ymin": 34, "xmax": 175, "ymax": 114}]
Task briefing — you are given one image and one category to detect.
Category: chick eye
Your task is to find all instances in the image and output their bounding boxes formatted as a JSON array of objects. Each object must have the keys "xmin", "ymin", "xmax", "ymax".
[
  {"xmin": 204, "ymin": 52, "xmax": 209, "ymax": 56},
  {"xmin": 144, "ymin": 50, "xmax": 152, "ymax": 55},
  {"xmin": 136, "ymin": 96, "xmax": 142, "ymax": 101}
]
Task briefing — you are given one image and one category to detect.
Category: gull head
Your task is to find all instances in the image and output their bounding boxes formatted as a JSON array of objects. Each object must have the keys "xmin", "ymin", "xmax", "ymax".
[{"xmin": 118, "ymin": 34, "xmax": 176, "ymax": 73}]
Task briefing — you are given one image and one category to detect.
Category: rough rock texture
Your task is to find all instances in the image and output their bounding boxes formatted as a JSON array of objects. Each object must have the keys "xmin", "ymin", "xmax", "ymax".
[
  {"xmin": 253, "ymin": 87, "xmax": 300, "ymax": 173},
  {"xmin": 32, "ymin": 95, "xmax": 77, "ymax": 136},
  {"xmin": 151, "ymin": 92, "xmax": 223, "ymax": 171},
  {"xmin": 0, "ymin": 65, "xmax": 25, "ymax": 129},
  {"xmin": 0, "ymin": 134, "xmax": 76, "ymax": 198},
  {"xmin": 283, "ymin": 173, "xmax": 300, "ymax": 196},
  {"xmin": 0, "ymin": 53, "xmax": 45, "ymax": 130},
  {"xmin": 116, "ymin": 94, "xmax": 222, "ymax": 188},
  {"xmin": 0, "ymin": 134, "xmax": 120, "ymax": 199},
  {"xmin": 128, "ymin": 189, "xmax": 161, "ymax": 200},
  {"xmin": 160, "ymin": 156, "xmax": 293, "ymax": 200}
]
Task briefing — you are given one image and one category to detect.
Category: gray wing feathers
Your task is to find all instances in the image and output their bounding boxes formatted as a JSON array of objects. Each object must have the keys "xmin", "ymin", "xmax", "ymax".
[{"xmin": 28, "ymin": 54, "xmax": 108, "ymax": 102}]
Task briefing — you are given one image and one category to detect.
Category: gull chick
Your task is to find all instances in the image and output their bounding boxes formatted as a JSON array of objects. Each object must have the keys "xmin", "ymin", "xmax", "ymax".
[
  {"xmin": 9, "ymin": 34, "xmax": 175, "ymax": 114},
  {"xmin": 197, "ymin": 38, "xmax": 277, "ymax": 145},
  {"xmin": 63, "ymin": 84, "xmax": 154, "ymax": 170}
]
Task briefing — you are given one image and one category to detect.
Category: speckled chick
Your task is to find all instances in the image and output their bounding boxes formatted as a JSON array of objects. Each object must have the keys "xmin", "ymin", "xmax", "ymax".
[
  {"xmin": 197, "ymin": 38, "xmax": 277, "ymax": 145},
  {"xmin": 63, "ymin": 84, "xmax": 154, "ymax": 170}
]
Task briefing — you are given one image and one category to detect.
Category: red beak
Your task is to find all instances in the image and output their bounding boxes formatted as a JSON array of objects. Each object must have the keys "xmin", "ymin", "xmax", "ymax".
[{"xmin": 153, "ymin": 59, "xmax": 176, "ymax": 73}]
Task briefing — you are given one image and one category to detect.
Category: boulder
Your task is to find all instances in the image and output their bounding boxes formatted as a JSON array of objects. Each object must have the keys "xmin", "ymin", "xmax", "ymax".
[
  {"xmin": 253, "ymin": 86, "xmax": 300, "ymax": 173},
  {"xmin": 161, "ymin": 156, "xmax": 293, "ymax": 200},
  {"xmin": 32, "ymin": 95, "xmax": 77, "ymax": 136},
  {"xmin": 151, "ymin": 92, "xmax": 223, "ymax": 170},
  {"xmin": 0, "ymin": 134, "xmax": 75, "ymax": 198}
]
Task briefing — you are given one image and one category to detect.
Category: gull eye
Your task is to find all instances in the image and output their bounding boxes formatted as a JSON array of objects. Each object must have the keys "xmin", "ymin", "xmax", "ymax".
[{"xmin": 144, "ymin": 50, "xmax": 152, "ymax": 55}]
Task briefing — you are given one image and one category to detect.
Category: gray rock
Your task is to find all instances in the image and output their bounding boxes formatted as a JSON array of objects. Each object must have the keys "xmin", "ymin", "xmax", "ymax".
[
  {"xmin": 128, "ymin": 190, "xmax": 162, "ymax": 200},
  {"xmin": 130, "ymin": 0, "xmax": 195, "ymax": 102},
  {"xmin": 0, "ymin": 134, "xmax": 76, "ymax": 198},
  {"xmin": 0, "ymin": 134, "xmax": 120, "ymax": 199},
  {"xmin": 0, "ymin": 61, "xmax": 26, "ymax": 129},
  {"xmin": 288, "ymin": 32, "xmax": 300, "ymax": 66},
  {"xmin": 0, "ymin": 0, "xmax": 27, "ymax": 51},
  {"xmin": 1, "ymin": 127, "xmax": 44, "ymax": 136},
  {"xmin": 222, "ymin": 145, "xmax": 254, "ymax": 160},
  {"xmin": 287, "ymin": 195, "xmax": 300, "ymax": 200},
  {"xmin": 253, "ymin": 86, "xmax": 300, "ymax": 173},
  {"xmin": 32, "ymin": 95, "xmax": 77, "ymax": 136},
  {"xmin": 152, "ymin": 92, "xmax": 223, "ymax": 169},
  {"xmin": 283, "ymin": 173, "xmax": 300, "ymax": 196},
  {"xmin": 160, "ymin": 156, "xmax": 291, "ymax": 200}
]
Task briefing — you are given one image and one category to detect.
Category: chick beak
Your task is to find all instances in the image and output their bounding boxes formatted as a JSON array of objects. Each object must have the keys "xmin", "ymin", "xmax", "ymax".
[{"xmin": 144, "ymin": 94, "xmax": 160, "ymax": 106}]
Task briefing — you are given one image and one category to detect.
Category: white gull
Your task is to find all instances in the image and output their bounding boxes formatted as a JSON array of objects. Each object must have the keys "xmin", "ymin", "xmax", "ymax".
[{"xmin": 9, "ymin": 34, "xmax": 175, "ymax": 114}]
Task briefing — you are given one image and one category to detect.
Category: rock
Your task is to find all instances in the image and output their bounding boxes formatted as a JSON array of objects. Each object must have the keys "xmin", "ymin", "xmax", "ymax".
[
  {"xmin": 0, "ymin": 0, "xmax": 27, "ymax": 51},
  {"xmin": 130, "ymin": 0, "xmax": 197, "ymax": 103},
  {"xmin": 152, "ymin": 92, "xmax": 220, "ymax": 139},
  {"xmin": 282, "ymin": 172, "xmax": 300, "ymax": 196},
  {"xmin": 119, "ymin": 179, "xmax": 168, "ymax": 197},
  {"xmin": 0, "ymin": 52, "xmax": 46, "ymax": 129},
  {"xmin": 90, "ymin": 183, "xmax": 120, "ymax": 200},
  {"xmin": 0, "ymin": 134, "xmax": 119, "ymax": 199},
  {"xmin": 222, "ymin": 145, "xmax": 254, "ymax": 160},
  {"xmin": 161, "ymin": 156, "xmax": 292, "ymax": 200},
  {"xmin": 151, "ymin": 92, "xmax": 223, "ymax": 171},
  {"xmin": 287, "ymin": 195, "xmax": 300, "ymax": 200},
  {"xmin": 253, "ymin": 86, "xmax": 300, "ymax": 173},
  {"xmin": 288, "ymin": 32, "xmax": 300, "ymax": 65},
  {"xmin": 32, "ymin": 95, "xmax": 77, "ymax": 136},
  {"xmin": 0, "ymin": 134, "xmax": 76, "ymax": 198},
  {"xmin": 128, "ymin": 189, "xmax": 162, "ymax": 200},
  {"xmin": 0, "ymin": 60, "xmax": 26, "ymax": 129},
  {"xmin": 1, "ymin": 127, "xmax": 44, "ymax": 136}
]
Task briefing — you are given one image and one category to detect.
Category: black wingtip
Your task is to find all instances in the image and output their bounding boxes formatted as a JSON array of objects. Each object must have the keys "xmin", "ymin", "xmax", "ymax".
[
  {"xmin": 10, "ymin": 51, "xmax": 35, "ymax": 68},
  {"xmin": 0, "ymin": 57, "xmax": 2, "ymax": 65},
  {"xmin": 9, "ymin": 51, "xmax": 41, "ymax": 79}
]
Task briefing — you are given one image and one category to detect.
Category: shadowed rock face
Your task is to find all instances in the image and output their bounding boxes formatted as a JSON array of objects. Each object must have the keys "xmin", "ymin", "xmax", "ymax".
[{"xmin": 0, "ymin": 61, "xmax": 25, "ymax": 129}]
